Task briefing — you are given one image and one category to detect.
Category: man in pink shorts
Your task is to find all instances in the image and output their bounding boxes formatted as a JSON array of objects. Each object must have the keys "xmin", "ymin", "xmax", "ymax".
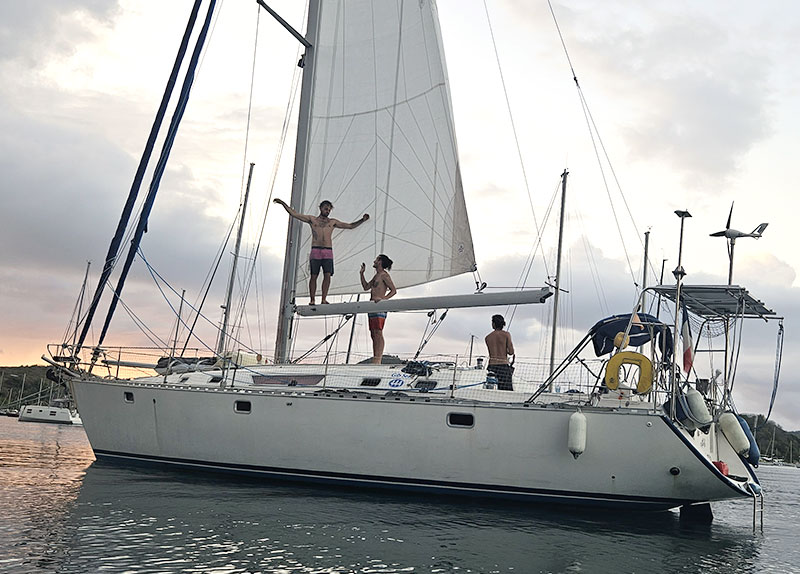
[{"xmin": 274, "ymin": 198, "xmax": 369, "ymax": 304}]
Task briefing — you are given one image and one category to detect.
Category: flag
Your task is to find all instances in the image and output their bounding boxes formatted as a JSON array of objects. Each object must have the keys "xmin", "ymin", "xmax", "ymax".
[{"xmin": 682, "ymin": 303, "xmax": 694, "ymax": 373}]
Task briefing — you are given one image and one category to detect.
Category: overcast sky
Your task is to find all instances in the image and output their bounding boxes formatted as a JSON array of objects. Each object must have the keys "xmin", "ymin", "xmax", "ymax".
[{"xmin": 1, "ymin": 1, "xmax": 798, "ymax": 430}]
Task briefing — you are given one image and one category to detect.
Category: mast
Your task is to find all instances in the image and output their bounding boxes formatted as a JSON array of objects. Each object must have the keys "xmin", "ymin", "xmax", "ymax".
[
  {"xmin": 274, "ymin": 0, "xmax": 320, "ymax": 364},
  {"xmin": 345, "ymin": 295, "xmax": 360, "ymax": 364},
  {"xmin": 549, "ymin": 169, "xmax": 568, "ymax": 382},
  {"xmin": 641, "ymin": 230, "xmax": 650, "ymax": 312},
  {"xmin": 217, "ymin": 162, "xmax": 255, "ymax": 356}
]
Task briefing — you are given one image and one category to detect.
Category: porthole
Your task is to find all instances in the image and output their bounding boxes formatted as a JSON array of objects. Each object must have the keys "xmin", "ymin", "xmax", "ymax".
[
  {"xmin": 234, "ymin": 400, "xmax": 251, "ymax": 414},
  {"xmin": 124, "ymin": 391, "xmax": 134, "ymax": 403},
  {"xmin": 447, "ymin": 412, "xmax": 474, "ymax": 428}
]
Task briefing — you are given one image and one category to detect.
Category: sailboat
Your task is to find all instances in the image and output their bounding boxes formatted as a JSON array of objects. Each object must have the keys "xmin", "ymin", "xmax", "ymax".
[
  {"xmin": 44, "ymin": 0, "xmax": 781, "ymax": 520},
  {"xmin": 19, "ymin": 397, "xmax": 83, "ymax": 426}
]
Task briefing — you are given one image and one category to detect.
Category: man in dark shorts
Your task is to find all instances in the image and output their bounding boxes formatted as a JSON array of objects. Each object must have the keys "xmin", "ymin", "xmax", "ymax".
[
  {"xmin": 274, "ymin": 198, "xmax": 369, "ymax": 304},
  {"xmin": 360, "ymin": 254, "xmax": 397, "ymax": 364},
  {"xmin": 485, "ymin": 314, "xmax": 515, "ymax": 390}
]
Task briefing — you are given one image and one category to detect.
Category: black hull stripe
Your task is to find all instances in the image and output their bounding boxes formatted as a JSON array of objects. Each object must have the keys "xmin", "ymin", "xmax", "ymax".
[{"xmin": 92, "ymin": 449, "xmax": 734, "ymax": 510}]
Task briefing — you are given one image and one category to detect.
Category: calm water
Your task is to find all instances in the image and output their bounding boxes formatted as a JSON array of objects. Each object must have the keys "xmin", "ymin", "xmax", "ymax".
[{"xmin": 2, "ymin": 417, "xmax": 800, "ymax": 574}]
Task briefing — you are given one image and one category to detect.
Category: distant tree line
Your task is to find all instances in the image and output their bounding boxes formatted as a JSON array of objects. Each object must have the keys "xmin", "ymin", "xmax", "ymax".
[
  {"xmin": 741, "ymin": 414, "xmax": 799, "ymax": 465},
  {"xmin": 0, "ymin": 365, "xmax": 59, "ymax": 409}
]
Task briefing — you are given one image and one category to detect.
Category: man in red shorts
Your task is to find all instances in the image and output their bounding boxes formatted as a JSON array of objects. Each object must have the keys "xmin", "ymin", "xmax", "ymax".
[
  {"xmin": 360, "ymin": 254, "xmax": 397, "ymax": 364},
  {"xmin": 273, "ymin": 198, "xmax": 369, "ymax": 304}
]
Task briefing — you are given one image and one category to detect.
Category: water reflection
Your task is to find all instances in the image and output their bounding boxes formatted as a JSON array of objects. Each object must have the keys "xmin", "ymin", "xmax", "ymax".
[
  {"xmin": 58, "ymin": 462, "xmax": 772, "ymax": 574},
  {"xmin": 0, "ymin": 419, "xmax": 93, "ymax": 573}
]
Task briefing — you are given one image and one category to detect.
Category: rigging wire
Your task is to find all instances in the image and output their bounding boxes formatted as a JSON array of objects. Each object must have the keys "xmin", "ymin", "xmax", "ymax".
[
  {"xmin": 73, "ymin": 0, "xmax": 207, "ymax": 355},
  {"xmin": 104, "ymin": 280, "xmax": 171, "ymax": 350},
  {"xmin": 238, "ymin": 5, "xmax": 261, "ymax": 198},
  {"xmin": 181, "ymin": 214, "xmax": 237, "ymax": 355},
  {"xmin": 505, "ymin": 175, "xmax": 561, "ymax": 327},
  {"xmin": 481, "ymin": 0, "xmax": 550, "ymax": 282},
  {"xmin": 758, "ymin": 320, "xmax": 785, "ymax": 429},
  {"xmin": 414, "ymin": 310, "xmax": 449, "ymax": 359},
  {"xmin": 235, "ymin": 26, "xmax": 305, "ymax": 360},
  {"xmin": 546, "ymin": 0, "xmax": 642, "ymax": 287},
  {"xmin": 292, "ymin": 315, "xmax": 355, "ymax": 363},
  {"xmin": 137, "ymin": 248, "xmax": 259, "ymax": 357},
  {"xmin": 62, "ymin": 262, "xmax": 92, "ymax": 347},
  {"xmin": 94, "ymin": 0, "xmax": 220, "ymax": 355}
]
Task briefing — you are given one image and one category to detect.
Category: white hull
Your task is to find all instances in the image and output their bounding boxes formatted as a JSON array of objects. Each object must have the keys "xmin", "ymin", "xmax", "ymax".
[
  {"xmin": 19, "ymin": 404, "xmax": 82, "ymax": 425},
  {"xmin": 69, "ymin": 364, "xmax": 756, "ymax": 510}
]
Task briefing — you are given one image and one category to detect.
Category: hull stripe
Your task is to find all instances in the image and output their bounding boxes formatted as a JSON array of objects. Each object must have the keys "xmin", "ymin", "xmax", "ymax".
[{"xmin": 92, "ymin": 448, "xmax": 720, "ymax": 510}]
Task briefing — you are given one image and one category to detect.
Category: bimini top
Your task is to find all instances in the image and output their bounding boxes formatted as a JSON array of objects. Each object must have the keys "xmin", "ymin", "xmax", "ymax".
[
  {"xmin": 651, "ymin": 285, "xmax": 775, "ymax": 319},
  {"xmin": 588, "ymin": 313, "xmax": 673, "ymax": 360}
]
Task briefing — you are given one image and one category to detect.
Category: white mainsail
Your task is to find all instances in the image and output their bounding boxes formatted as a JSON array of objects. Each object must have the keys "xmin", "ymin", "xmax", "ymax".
[{"xmin": 294, "ymin": 0, "xmax": 475, "ymax": 297}]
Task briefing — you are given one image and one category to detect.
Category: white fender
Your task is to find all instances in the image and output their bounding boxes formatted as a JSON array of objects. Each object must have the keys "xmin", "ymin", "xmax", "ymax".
[
  {"xmin": 568, "ymin": 411, "xmax": 587, "ymax": 459},
  {"xmin": 719, "ymin": 411, "xmax": 750, "ymax": 455},
  {"xmin": 685, "ymin": 388, "xmax": 713, "ymax": 426}
]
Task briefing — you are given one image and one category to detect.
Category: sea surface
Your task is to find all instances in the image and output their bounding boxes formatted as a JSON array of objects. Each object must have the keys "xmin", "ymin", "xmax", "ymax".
[{"xmin": 2, "ymin": 417, "xmax": 800, "ymax": 574}]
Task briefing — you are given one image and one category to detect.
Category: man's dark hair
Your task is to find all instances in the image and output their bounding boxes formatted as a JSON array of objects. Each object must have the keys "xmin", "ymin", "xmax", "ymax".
[
  {"xmin": 377, "ymin": 253, "xmax": 393, "ymax": 271},
  {"xmin": 492, "ymin": 314, "xmax": 505, "ymax": 329},
  {"xmin": 319, "ymin": 200, "xmax": 333, "ymax": 209}
]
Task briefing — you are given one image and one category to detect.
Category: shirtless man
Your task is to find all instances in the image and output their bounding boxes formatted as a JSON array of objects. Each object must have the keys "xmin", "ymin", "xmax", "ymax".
[
  {"xmin": 359, "ymin": 254, "xmax": 397, "ymax": 364},
  {"xmin": 485, "ymin": 314, "xmax": 515, "ymax": 390},
  {"xmin": 273, "ymin": 198, "xmax": 369, "ymax": 304}
]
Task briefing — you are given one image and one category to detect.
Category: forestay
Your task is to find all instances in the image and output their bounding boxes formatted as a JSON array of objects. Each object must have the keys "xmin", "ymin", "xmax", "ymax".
[{"xmin": 295, "ymin": 0, "xmax": 475, "ymax": 296}]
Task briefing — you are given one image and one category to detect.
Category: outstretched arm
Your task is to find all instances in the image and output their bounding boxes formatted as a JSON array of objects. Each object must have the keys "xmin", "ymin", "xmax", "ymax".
[
  {"xmin": 333, "ymin": 213, "xmax": 369, "ymax": 229},
  {"xmin": 360, "ymin": 263, "xmax": 370, "ymax": 291},
  {"xmin": 273, "ymin": 198, "xmax": 312, "ymax": 223}
]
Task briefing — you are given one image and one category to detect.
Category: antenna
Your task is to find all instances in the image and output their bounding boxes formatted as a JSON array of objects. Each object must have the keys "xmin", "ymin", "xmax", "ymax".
[{"xmin": 709, "ymin": 202, "xmax": 768, "ymax": 284}]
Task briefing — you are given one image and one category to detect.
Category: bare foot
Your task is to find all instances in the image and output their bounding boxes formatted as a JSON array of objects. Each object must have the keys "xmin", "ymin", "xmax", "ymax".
[
  {"xmin": 321, "ymin": 300, "xmax": 330, "ymax": 304},
  {"xmin": 309, "ymin": 299, "xmax": 316, "ymax": 305}
]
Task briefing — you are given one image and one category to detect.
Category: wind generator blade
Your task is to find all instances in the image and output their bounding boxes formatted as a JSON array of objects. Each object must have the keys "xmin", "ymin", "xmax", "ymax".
[{"xmin": 726, "ymin": 201, "xmax": 734, "ymax": 229}]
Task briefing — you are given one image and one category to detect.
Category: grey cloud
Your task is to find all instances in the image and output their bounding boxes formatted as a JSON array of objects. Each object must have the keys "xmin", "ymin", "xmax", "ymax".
[{"xmin": 0, "ymin": 1, "xmax": 120, "ymax": 66}]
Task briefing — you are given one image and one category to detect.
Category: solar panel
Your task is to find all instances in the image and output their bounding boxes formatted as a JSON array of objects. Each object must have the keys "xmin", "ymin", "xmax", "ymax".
[{"xmin": 650, "ymin": 285, "xmax": 775, "ymax": 318}]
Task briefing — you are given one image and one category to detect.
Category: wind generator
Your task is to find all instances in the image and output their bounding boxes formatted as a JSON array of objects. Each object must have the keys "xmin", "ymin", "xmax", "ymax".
[{"xmin": 709, "ymin": 202, "xmax": 768, "ymax": 284}]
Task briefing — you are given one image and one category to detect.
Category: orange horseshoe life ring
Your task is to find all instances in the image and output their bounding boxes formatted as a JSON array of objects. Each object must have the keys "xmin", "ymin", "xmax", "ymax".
[{"xmin": 604, "ymin": 351, "xmax": 653, "ymax": 394}]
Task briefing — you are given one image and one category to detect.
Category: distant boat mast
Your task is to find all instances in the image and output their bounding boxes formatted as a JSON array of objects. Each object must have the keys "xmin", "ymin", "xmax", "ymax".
[{"xmin": 549, "ymin": 169, "xmax": 568, "ymax": 383}]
